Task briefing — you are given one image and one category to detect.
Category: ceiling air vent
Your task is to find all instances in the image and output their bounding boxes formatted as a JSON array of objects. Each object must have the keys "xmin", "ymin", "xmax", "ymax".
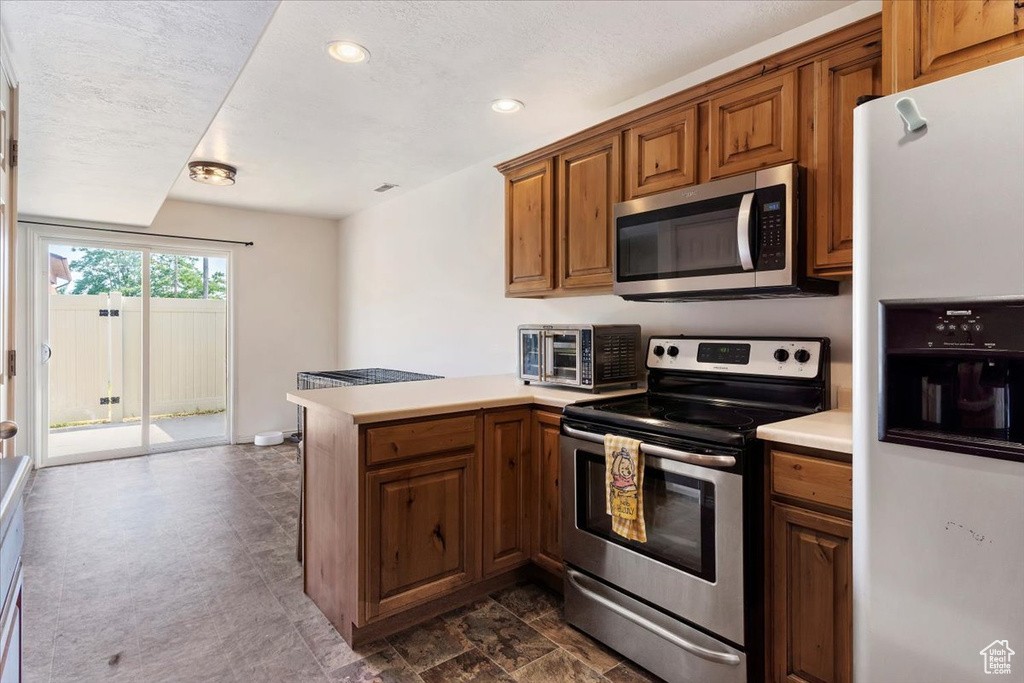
[{"xmin": 374, "ymin": 183, "xmax": 399, "ymax": 193}]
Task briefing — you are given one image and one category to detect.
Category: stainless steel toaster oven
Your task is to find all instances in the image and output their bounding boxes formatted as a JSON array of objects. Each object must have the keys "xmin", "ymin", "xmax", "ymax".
[{"xmin": 517, "ymin": 324, "xmax": 642, "ymax": 392}]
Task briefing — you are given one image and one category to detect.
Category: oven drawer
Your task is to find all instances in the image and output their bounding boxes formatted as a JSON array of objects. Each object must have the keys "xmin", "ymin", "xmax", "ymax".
[
  {"xmin": 565, "ymin": 567, "xmax": 746, "ymax": 683},
  {"xmin": 365, "ymin": 415, "xmax": 478, "ymax": 467},
  {"xmin": 771, "ymin": 450, "xmax": 851, "ymax": 511}
]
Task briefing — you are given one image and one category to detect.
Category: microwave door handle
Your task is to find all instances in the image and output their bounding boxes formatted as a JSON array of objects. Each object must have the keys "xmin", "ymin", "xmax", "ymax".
[
  {"xmin": 541, "ymin": 330, "xmax": 551, "ymax": 382},
  {"xmin": 736, "ymin": 192, "xmax": 755, "ymax": 271}
]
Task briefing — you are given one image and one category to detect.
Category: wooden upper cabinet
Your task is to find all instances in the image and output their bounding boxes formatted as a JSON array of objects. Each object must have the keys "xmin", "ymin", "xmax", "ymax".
[
  {"xmin": 365, "ymin": 452, "xmax": 479, "ymax": 619},
  {"xmin": 884, "ymin": 0, "xmax": 1024, "ymax": 93},
  {"xmin": 482, "ymin": 409, "xmax": 531, "ymax": 577},
  {"xmin": 530, "ymin": 410, "xmax": 562, "ymax": 576},
  {"xmin": 557, "ymin": 134, "xmax": 621, "ymax": 291},
  {"xmin": 709, "ymin": 70, "xmax": 797, "ymax": 178},
  {"xmin": 812, "ymin": 38, "xmax": 883, "ymax": 276},
  {"xmin": 624, "ymin": 106, "xmax": 698, "ymax": 199},
  {"xmin": 505, "ymin": 159, "xmax": 555, "ymax": 296},
  {"xmin": 771, "ymin": 503, "xmax": 852, "ymax": 683}
]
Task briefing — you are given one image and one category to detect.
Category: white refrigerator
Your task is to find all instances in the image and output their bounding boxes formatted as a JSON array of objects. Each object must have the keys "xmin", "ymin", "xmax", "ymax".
[{"xmin": 853, "ymin": 57, "xmax": 1024, "ymax": 682}]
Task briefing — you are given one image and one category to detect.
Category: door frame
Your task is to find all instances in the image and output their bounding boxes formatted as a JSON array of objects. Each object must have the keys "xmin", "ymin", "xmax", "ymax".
[{"xmin": 24, "ymin": 224, "xmax": 236, "ymax": 468}]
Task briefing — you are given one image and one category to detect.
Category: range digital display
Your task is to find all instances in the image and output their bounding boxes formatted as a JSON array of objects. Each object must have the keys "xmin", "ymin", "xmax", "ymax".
[{"xmin": 697, "ymin": 343, "xmax": 751, "ymax": 365}]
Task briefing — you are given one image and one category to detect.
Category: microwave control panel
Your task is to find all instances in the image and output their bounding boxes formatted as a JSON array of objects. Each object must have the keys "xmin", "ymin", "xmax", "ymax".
[
  {"xmin": 755, "ymin": 183, "xmax": 787, "ymax": 272},
  {"xmin": 883, "ymin": 299, "xmax": 1024, "ymax": 353}
]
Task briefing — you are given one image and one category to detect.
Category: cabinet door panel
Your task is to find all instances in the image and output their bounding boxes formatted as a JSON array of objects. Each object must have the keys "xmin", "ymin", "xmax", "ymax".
[
  {"xmin": 772, "ymin": 503, "xmax": 852, "ymax": 683},
  {"xmin": 366, "ymin": 453, "xmax": 478, "ymax": 618},
  {"xmin": 482, "ymin": 410, "xmax": 531, "ymax": 576},
  {"xmin": 709, "ymin": 71, "xmax": 796, "ymax": 178},
  {"xmin": 557, "ymin": 135, "xmax": 620, "ymax": 290},
  {"xmin": 625, "ymin": 106, "xmax": 697, "ymax": 199},
  {"xmin": 887, "ymin": 0, "xmax": 1024, "ymax": 92},
  {"xmin": 812, "ymin": 40, "xmax": 883, "ymax": 275},
  {"xmin": 505, "ymin": 159, "xmax": 555, "ymax": 296},
  {"xmin": 531, "ymin": 410, "xmax": 562, "ymax": 575}
]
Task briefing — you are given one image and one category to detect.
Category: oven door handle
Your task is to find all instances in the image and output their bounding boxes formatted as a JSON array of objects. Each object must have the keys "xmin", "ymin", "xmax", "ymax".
[
  {"xmin": 562, "ymin": 425, "xmax": 737, "ymax": 468},
  {"xmin": 566, "ymin": 568, "xmax": 742, "ymax": 667},
  {"xmin": 736, "ymin": 191, "xmax": 755, "ymax": 271}
]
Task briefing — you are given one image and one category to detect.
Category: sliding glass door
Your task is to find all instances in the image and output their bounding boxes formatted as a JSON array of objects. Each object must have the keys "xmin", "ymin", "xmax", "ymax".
[{"xmin": 40, "ymin": 239, "xmax": 229, "ymax": 466}]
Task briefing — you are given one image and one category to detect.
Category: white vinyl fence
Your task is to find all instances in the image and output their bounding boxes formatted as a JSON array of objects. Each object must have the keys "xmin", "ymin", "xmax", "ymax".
[{"xmin": 48, "ymin": 293, "xmax": 226, "ymax": 425}]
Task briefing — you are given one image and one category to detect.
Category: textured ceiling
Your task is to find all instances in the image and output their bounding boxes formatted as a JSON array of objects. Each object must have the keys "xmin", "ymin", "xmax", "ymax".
[
  {"xmin": 1, "ymin": 0, "xmax": 278, "ymax": 226},
  {"xmin": 169, "ymin": 0, "xmax": 854, "ymax": 219}
]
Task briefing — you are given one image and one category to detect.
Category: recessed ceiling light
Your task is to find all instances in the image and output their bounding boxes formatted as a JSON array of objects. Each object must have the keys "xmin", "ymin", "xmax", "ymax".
[
  {"xmin": 188, "ymin": 161, "xmax": 236, "ymax": 186},
  {"xmin": 491, "ymin": 98, "xmax": 524, "ymax": 114},
  {"xmin": 327, "ymin": 41, "xmax": 370, "ymax": 64}
]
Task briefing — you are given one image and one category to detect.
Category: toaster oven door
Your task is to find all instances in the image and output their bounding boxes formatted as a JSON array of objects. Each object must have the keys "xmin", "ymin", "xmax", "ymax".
[{"xmin": 544, "ymin": 329, "xmax": 582, "ymax": 386}]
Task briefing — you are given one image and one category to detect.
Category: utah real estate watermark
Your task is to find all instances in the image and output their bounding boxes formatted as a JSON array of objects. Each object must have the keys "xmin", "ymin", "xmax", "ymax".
[{"xmin": 980, "ymin": 640, "xmax": 1015, "ymax": 675}]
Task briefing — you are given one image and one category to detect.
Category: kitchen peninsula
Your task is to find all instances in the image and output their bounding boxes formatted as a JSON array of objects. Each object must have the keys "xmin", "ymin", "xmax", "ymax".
[{"xmin": 287, "ymin": 374, "xmax": 642, "ymax": 646}]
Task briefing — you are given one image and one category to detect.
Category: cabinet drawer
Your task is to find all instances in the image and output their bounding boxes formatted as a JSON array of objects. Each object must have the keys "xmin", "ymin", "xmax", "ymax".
[
  {"xmin": 771, "ymin": 450, "xmax": 851, "ymax": 511},
  {"xmin": 366, "ymin": 415, "xmax": 478, "ymax": 466}
]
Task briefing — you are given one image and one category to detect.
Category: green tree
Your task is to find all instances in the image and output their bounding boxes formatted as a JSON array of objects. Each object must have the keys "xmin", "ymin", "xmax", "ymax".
[{"xmin": 69, "ymin": 249, "xmax": 225, "ymax": 299}]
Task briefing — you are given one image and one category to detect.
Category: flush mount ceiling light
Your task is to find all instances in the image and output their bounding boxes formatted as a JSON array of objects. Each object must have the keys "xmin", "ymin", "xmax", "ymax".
[
  {"xmin": 491, "ymin": 98, "xmax": 524, "ymax": 114},
  {"xmin": 188, "ymin": 161, "xmax": 237, "ymax": 186},
  {"xmin": 327, "ymin": 41, "xmax": 370, "ymax": 64}
]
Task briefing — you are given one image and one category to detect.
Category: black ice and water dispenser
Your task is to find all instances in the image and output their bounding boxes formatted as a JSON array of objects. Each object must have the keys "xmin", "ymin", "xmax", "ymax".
[{"xmin": 880, "ymin": 298, "xmax": 1024, "ymax": 462}]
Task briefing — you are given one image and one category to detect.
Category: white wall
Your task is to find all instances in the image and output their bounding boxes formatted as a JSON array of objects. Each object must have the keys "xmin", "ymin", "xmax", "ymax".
[
  {"xmin": 337, "ymin": 2, "xmax": 881, "ymax": 394},
  {"xmin": 18, "ymin": 200, "xmax": 338, "ymax": 453}
]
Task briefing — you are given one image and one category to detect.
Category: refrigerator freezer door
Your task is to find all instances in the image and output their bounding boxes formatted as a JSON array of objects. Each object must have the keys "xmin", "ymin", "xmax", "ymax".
[{"xmin": 853, "ymin": 57, "xmax": 1024, "ymax": 683}]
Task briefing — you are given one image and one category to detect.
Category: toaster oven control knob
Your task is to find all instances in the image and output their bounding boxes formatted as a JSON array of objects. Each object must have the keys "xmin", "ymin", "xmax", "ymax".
[
  {"xmin": 653, "ymin": 345, "xmax": 666, "ymax": 357},
  {"xmin": 666, "ymin": 346, "xmax": 679, "ymax": 357},
  {"xmin": 794, "ymin": 349, "xmax": 811, "ymax": 364},
  {"xmin": 773, "ymin": 348, "xmax": 790, "ymax": 363}
]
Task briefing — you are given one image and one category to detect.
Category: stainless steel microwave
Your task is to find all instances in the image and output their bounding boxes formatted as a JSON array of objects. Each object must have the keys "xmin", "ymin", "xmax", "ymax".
[
  {"xmin": 613, "ymin": 163, "xmax": 838, "ymax": 301},
  {"xmin": 518, "ymin": 324, "xmax": 642, "ymax": 392}
]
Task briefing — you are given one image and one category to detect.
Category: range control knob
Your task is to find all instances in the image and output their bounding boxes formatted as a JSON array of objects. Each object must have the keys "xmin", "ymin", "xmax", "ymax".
[
  {"xmin": 653, "ymin": 345, "xmax": 665, "ymax": 357},
  {"xmin": 794, "ymin": 349, "xmax": 811, "ymax": 364},
  {"xmin": 773, "ymin": 348, "xmax": 790, "ymax": 363},
  {"xmin": 666, "ymin": 346, "xmax": 680, "ymax": 358}
]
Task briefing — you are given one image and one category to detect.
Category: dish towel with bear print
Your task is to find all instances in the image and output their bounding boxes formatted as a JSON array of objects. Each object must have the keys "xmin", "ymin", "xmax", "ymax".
[{"xmin": 604, "ymin": 434, "xmax": 646, "ymax": 543}]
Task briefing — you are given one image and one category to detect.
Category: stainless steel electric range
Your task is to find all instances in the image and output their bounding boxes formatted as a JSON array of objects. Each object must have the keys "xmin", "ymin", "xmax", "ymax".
[{"xmin": 560, "ymin": 336, "xmax": 831, "ymax": 683}]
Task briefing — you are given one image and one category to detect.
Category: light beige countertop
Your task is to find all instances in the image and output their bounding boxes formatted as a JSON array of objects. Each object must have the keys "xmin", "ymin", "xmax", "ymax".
[
  {"xmin": 287, "ymin": 373, "xmax": 643, "ymax": 424},
  {"xmin": 757, "ymin": 409, "xmax": 853, "ymax": 454}
]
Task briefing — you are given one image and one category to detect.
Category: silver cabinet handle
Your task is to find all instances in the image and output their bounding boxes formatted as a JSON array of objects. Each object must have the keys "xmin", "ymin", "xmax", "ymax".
[
  {"xmin": 566, "ymin": 568, "xmax": 742, "ymax": 667},
  {"xmin": 562, "ymin": 425, "xmax": 737, "ymax": 468},
  {"xmin": 736, "ymin": 192, "xmax": 755, "ymax": 271},
  {"xmin": 41, "ymin": 343, "xmax": 52, "ymax": 364}
]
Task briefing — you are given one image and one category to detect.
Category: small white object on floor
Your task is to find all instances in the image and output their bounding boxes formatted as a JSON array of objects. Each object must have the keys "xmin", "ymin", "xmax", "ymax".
[{"xmin": 254, "ymin": 431, "xmax": 284, "ymax": 446}]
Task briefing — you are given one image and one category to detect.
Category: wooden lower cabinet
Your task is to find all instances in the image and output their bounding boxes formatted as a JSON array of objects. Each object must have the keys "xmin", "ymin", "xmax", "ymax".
[
  {"xmin": 530, "ymin": 409, "xmax": 563, "ymax": 575},
  {"xmin": 767, "ymin": 446, "xmax": 853, "ymax": 683},
  {"xmin": 482, "ymin": 409, "xmax": 532, "ymax": 576},
  {"xmin": 304, "ymin": 405, "xmax": 565, "ymax": 645},
  {"xmin": 771, "ymin": 504, "xmax": 852, "ymax": 683},
  {"xmin": 365, "ymin": 451, "xmax": 479, "ymax": 619}
]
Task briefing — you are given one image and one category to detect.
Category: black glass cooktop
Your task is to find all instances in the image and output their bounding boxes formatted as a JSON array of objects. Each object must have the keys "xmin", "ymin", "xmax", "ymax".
[{"xmin": 563, "ymin": 393, "xmax": 806, "ymax": 447}]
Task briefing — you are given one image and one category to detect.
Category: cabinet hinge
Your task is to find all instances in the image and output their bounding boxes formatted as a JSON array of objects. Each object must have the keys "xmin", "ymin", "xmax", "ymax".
[
  {"xmin": 99, "ymin": 396, "xmax": 121, "ymax": 405},
  {"xmin": 8, "ymin": 139, "xmax": 16, "ymax": 168},
  {"xmin": 6, "ymin": 350, "xmax": 14, "ymax": 378}
]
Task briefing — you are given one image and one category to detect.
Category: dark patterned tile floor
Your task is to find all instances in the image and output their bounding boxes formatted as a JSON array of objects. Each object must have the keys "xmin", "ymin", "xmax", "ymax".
[{"xmin": 21, "ymin": 444, "xmax": 663, "ymax": 682}]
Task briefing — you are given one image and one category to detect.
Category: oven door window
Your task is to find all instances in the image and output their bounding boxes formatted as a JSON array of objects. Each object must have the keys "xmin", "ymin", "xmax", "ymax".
[
  {"xmin": 576, "ymin": 451, "xmax": 716, "ymax": 582},
  {"xmin": 545, "ymin": 332, "xmax": 579, "ymax": 384},
  {"xmin": 617, "ymin": 191, "xmax": 753, "ymax": 282}
]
